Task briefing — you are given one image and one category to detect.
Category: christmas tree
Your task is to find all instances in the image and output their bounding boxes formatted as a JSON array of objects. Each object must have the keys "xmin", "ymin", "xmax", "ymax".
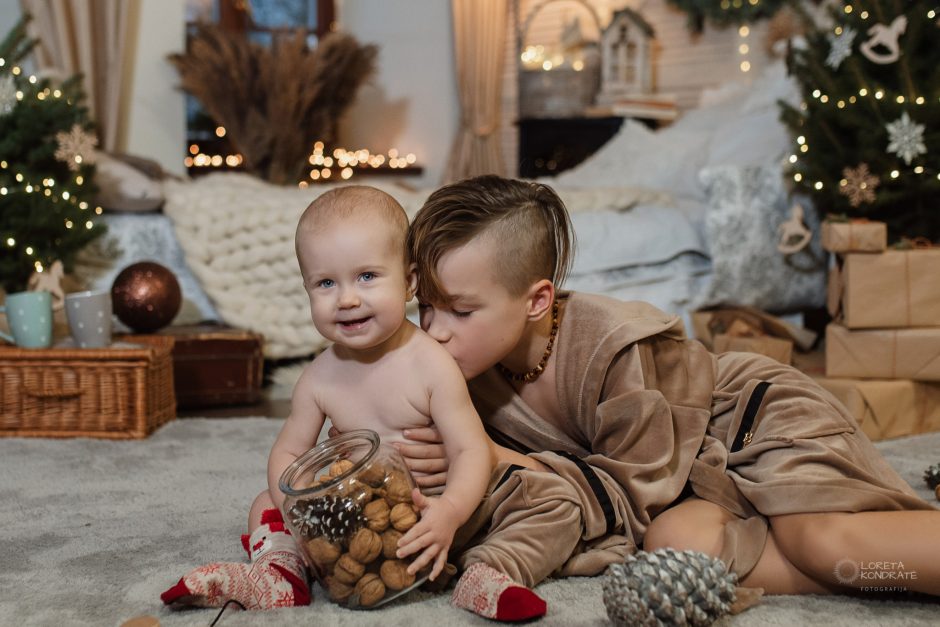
[
  {"xmin": 780, "ymin": 1, "xmax": 939, "ymax": 243},
  {"xmin": 666, "ymin": 0, "xmax": 791, "ymax": 32},
  {"xmin": 0, "ymin": 14, "xmax": 105, "ymax": 294}
]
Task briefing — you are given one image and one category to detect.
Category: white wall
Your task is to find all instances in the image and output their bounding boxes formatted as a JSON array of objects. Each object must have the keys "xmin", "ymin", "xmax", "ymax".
[
  {"xmin": 337, "ymin": 0, "xmax": 460, "ymax": 187},
  {"xmin": 0, "ymin": 0, "xmax": 21, "ymax": 40},
  {"xmin": 1, "ymin": 0, "xmax": 186, "ymax": 175},
  {"xmin": 123, "ymin": 0, "xmax": 187, "ymax": 176}
]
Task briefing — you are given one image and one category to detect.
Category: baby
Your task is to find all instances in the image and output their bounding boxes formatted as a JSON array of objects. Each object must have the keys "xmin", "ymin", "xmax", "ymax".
[{"xmin": 264, "ymin": 184, "xmax": 492, "ymax": 580}]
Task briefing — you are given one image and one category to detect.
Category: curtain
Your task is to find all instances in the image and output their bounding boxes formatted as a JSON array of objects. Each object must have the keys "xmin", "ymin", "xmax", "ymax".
[
  {"xmin": 21, "ymin": 0, "xmax": 139, "ymax": 152},
  {"xmin": 445, "ymin": 0, "xmax": 508, "ymax": 182}
]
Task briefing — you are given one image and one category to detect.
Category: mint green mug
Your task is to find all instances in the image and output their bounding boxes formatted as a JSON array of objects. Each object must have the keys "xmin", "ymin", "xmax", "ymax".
[{"xmin": 0, "ymin": 290, "xmax": 53, "ymax": 348}]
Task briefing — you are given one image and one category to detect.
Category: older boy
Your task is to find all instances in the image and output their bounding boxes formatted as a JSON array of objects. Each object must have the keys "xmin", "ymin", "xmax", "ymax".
[{"xmin": 406, "ymin": 175, "xmax": 940, "ymax": 596}]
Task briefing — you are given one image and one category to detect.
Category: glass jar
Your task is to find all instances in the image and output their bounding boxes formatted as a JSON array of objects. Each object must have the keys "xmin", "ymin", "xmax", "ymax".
[{"xmin": 279, "ymin": 429, "xmax": 430, "ymax": 608}]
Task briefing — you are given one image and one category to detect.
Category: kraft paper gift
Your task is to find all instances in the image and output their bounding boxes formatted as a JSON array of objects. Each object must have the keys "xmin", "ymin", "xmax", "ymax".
[
  {"xmin": 691, "ymin": 306, "xmax": 816, "ymax": 352},
  {"xmin": 713, "ymin": 333, "xmax": 793, "ymax": 365},
  {"xmin": 814, "ymin": 376, "xmax": 940, "ymax": 441},
  {"xmin": 825, "ymin": 323, "xmax": 940, "ymax": 382},
  {"xmin": 821, "ymin": 219, "xmax": 887, "ymax": 253},
  {"xmin": 828, "ymin": 249, "xmax": 940, "ymax": 329}
]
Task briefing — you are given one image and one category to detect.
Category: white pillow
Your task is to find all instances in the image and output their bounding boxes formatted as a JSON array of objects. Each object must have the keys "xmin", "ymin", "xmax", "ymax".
[
  {"xmin": 696, "ymin": 164, "xmax": 826, "ymax": 313},
  {"xmin": 705, "ymin": 105, "xmax": 792, "ymax": 168},
  {"xmin": 95, "ymin": 152, "xmax": 165, "ymax": 212},
  {"xmin": 551, "ymin": 120, "xmax": 712, "ymax": 200},
  {"xmin": 704, "ymin": 62, "xmax": 799, "ymax": 168}
]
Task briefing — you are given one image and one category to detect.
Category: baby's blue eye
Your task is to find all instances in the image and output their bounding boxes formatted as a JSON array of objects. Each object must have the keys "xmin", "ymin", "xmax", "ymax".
[
  {"xmin": 318, "ymin": 279, "xmax": 335, "ymax": 288},
  {"xmin": 360, "ymin": 272, "xmax": 376, "ymax": 282}
]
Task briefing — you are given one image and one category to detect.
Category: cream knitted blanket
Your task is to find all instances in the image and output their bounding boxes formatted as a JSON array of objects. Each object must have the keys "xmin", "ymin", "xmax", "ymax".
[{"xmin": 163, "ymin": 173, "xmax": 671, "ymax": 358}]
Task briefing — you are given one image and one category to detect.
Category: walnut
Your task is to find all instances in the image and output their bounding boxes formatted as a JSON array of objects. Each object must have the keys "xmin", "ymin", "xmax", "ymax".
[
  {"xmin": 390, "ymin": 502, "xmax": 418, "ymax": 531},
  {"xmin": 381, "ymin": 529, "xmax": 403, "ymax": 559},
  {"xmin": 348, "ymin": 528, "xmax": 382, "ymax": 564},
  {"xmin": 380, "ymin": 559, "xmax": 415, "ymax": 591},
  {"xmin": 384, "ymin": 473, "xmax": 412, "ymax": 505},
  {"xmin": 333, "ymin": 553, "xmax": 365, "ymax": 585},
  {"xmin": 329, "ymin": 459, "xmax": 355, "ymax": 477},
  {"xmin": 305, "ymin": 537, "xmax": 341, "ymax": 567},
  {"xmin": 359, "ymin": 462, "xmax": 388, "ymax": 487},
  {"xmin": 326, "ymin": 576, "xmax": 354, "ymax": 603},
  {"xmin": 364, "ymin": 498, "xmax": 390, "ymax": 532},
  {"xmin": 353, "ymin": 573, "xmax": 386, "ymax": 607}
]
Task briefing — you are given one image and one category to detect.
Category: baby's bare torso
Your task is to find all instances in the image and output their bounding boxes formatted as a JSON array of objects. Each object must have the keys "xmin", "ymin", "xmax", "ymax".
[{"xmin": 308, "ymin": 332, "xmax": 436, "ymax": 445}]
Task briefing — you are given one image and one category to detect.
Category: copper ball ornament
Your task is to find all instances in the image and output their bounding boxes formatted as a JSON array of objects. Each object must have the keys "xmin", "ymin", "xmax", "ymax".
[{"xmin": 111, "ymin": 262, "xmax": 182, "ymax": 332}]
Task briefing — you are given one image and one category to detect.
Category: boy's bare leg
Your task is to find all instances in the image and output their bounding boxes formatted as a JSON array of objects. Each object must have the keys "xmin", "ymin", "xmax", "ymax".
[
  {"xmin": 645, "ymin": 498, "xmax": 834, "ymax": 594},
  {"xmin": 770, "ymin": 511, "xmax": 940, "ymax": 596}
]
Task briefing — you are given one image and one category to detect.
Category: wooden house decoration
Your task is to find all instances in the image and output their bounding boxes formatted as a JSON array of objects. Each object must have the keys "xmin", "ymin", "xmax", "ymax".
[{"xmin": 597, "ymin": 7, "xmax": 655, "ymax": 104}]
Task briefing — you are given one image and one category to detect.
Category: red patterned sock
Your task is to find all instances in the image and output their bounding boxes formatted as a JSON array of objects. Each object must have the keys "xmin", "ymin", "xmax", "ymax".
[
  {"xmin": 451, "ymin": 562, "xmax": 546, "ymax": 622},
  {"xmin": 161, "ymin": 509, "xmax": 310, "ymax": 610}
]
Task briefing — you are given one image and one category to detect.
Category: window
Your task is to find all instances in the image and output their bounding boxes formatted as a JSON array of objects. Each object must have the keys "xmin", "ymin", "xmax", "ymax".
[{"xmin": 183, "ymin": 0, "xmax": 335, "ymax": 175}]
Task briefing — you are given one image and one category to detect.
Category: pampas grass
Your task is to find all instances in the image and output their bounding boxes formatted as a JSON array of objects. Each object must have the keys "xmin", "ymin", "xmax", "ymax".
[{"xmin": 169, "ymin": 24, "xmax": 377, "ymax": 184}]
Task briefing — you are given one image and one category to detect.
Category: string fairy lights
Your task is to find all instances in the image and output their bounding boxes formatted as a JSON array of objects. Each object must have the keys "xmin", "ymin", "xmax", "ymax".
[{"xmin": 183, "ymin": 139, "xmax": 420, "ymax": 186}]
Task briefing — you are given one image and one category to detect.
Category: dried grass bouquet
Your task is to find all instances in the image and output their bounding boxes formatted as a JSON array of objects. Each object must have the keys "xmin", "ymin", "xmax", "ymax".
[{"xmin": 169, "ymin": 24, "xmax": 377, "ymax": 184}]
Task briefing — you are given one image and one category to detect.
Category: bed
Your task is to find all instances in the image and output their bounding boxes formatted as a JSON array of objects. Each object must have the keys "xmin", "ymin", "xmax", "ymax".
[{"xmin": 77, "ymin": 61, "xmax": 825, "ymax": 359}]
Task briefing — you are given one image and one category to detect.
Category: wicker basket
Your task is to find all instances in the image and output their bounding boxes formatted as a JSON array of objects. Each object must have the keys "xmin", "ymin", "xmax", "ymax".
[{"xmin": 0, "ymin": 336, "xmax": 176, "ymax": 439}]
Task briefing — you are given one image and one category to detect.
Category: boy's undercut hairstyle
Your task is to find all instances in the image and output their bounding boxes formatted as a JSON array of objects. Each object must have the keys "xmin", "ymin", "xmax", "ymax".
[
  {"xmin": 295, "ymin": 185, "xmax": 409, "ymax": 267},
  {"xmin": 408, "ymin": 175, "xmax": 574, "ymax": 305}
]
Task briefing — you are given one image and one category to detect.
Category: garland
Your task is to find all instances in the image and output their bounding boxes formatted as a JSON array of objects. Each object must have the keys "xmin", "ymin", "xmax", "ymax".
[{"xmin": 666, "ymin": 0, "xmax": 793, "ymax": 32}]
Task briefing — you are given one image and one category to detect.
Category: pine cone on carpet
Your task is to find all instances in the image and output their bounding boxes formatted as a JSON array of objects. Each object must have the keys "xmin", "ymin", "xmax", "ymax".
[
  {"xmin": 924, "ymin": 463, "xmax": 940, "ymax": 490},
  {"xmin": 925, "ymin": 463, "xmax": 940, "ymax": 500},
  {"xmin": 602, "ymin": 548, "xmax": 740, "ymax": 627}
]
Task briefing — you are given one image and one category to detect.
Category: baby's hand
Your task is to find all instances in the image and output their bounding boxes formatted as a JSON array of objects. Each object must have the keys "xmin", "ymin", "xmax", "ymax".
[{"xmin": 396, "ymin": 488, "xmax": 460, "ymax": 581}]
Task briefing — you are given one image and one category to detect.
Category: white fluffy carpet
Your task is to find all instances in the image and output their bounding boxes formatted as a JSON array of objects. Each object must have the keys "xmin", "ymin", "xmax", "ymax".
[{"xmin": 2, "ymin": 418, "xmax": 938, "ymax": 626}]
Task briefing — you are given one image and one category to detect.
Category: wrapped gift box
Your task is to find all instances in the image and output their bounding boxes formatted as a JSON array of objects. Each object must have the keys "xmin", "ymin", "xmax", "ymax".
[
  {"xmin": 821, "ymin": 219, "xmax": 887, "ymax": 253},
  {"xmin": 826, "ymin": 323, "xmax": 940, "ymax": 382},
  {"xmin": 691, "ymin": 306, "xmax": 816, "ymax": 352},
  {"xmin": 828, "ymin": 249, "xmax": 940, "ymax": 329},
  {"xmin": 814, "ymin": 376, "xmax": 940, "ymax": 441},
  {"xmin": 713, "ymin": 334, "xmax": 793, "ymax": 364}
]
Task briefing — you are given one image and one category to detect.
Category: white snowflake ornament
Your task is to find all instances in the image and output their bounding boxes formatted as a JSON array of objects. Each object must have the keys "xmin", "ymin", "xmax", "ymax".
[
  {"xmin": 839, "ymin": 164, "xmax": 880, "ymax": 207},
  {"xmin": 886, "ymin": 112, "xmax": 926, "ymax": 165},
  {"xmin": 825, "ymin": 27, "xmax": 856, "ymax": 70},
  {"xmin": 0, "ymin": 74, "xmax": 16, "ymax": 116},
  {"xmin": 54, "ymin": 124, "xmax": 98, "ymax": 171}
]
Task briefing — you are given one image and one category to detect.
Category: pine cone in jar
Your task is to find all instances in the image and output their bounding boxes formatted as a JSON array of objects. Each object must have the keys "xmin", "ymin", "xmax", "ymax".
[
  {"xmin": 354, "ymin": 573, "xmax": 386, "ymax": 607},
  {"xmin": 334, "ymin": 553, "xmax": 366, "ymax": 585},
  {"xmin": 306, "ymin": 537, "xmax": 341, "ymax": 568},
  {"xmin": 326, "ymin": 576, "xmax": 354, "ymax": 603},
  {"xmin": 364, "ymin": 498, "xmax": 390, "ymax": 532},
  {"xmin": 380, "ymin": 559, "xmax": 416, "ymax": 591},
  {"xmin": 390, "ymin": 502, "xmax": 418, "ymax": 531},
  {"xmin": 384, "ymin": 473, "xmax": 412, "ymax": 505},
  {"xmin": 381, "ymin": 529, "xmax": 403, "ymax": 559},
  {"xmin": 349, "ymin": 528, "xmax": 383, "ymax": 564}
]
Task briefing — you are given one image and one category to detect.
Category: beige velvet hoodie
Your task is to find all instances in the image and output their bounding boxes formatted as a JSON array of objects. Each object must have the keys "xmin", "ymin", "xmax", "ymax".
[{"xmin": 468, "ymin": 292, "xmax": 934, "ymax": 576}]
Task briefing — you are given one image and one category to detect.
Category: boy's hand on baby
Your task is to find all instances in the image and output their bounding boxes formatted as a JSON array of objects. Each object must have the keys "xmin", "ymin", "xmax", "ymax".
[
  {"xmin": 395, "ymin": 428, "xmax": 449, "ymax": 489},
  {"xmin": 396, "ymin": 488, "xmax": 460, "ymax": 581}
]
